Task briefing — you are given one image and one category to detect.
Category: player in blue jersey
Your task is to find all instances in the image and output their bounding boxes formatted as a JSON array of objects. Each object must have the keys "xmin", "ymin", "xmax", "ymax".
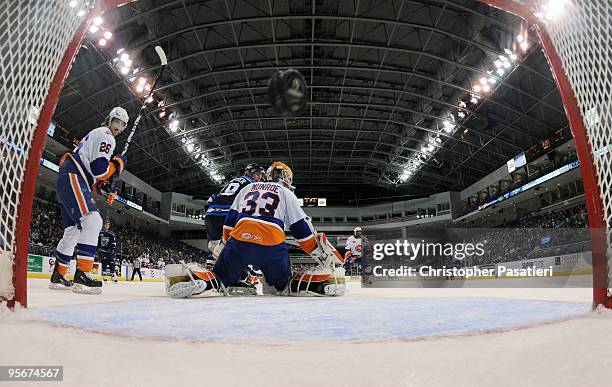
[
  {"xmin": 205, "ymin": 163, "xmax": 265, "ymax": 251},
  {"xmin": 98, "ymin": 220, "xmax": 118, "ymax": 282}
]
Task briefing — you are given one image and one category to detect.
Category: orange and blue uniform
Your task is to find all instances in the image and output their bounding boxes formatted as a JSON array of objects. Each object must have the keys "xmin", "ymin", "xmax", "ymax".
[
  {"xmin": 54, "ymin": 127, "xmax": 124, "ymax": 275},
  {"xmin": 214, "ymin": 181, "xmax": 318, "ymax": 289}
]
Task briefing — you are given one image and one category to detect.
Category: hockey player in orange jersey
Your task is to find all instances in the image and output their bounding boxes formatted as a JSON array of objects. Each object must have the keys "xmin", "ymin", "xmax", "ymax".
[{"xmin": 213, "ymin": 161, "xmax": 346, "ymax": 296}]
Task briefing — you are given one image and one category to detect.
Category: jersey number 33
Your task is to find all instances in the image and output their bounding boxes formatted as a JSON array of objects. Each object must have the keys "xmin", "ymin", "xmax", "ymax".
[{"xmin": 240, "ymin": 191, "xmax": 280, "ymax": 217}]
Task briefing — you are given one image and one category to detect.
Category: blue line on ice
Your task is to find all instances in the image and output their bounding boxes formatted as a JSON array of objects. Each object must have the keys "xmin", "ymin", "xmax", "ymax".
[{"xmin": 32, "ymin": 297, "xmax": 589, "ymax": 342}]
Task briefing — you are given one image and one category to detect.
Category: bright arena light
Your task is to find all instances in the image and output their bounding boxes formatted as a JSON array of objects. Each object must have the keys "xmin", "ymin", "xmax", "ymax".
[
  {"xmin": 120, "ymin": 66, "xmax": 130, "ymax": 75},
  {"xmin": 93, "ymin": 16, "xmax": 103, "ymax": 26},
  {"xmin": 539, "ymin": 0, "xmax": 569, "ymax": 20},
  {"xmin": 98, "ymin": 38, "xmax": 107, "ymax": 46},
  {"xmin": 104, "ymin": 31, "xmax": 112, "ymax": 39},
  {"xmin": 69, "ymin": 0, "xmax": 78, "ymax": 7},
  {"xmin": 89, "ymin": 25, "xmax": 99, "ymax": 34},
  {"xmin": 443, "ymin": 120, "xmax": 455, "ymax": 133}
]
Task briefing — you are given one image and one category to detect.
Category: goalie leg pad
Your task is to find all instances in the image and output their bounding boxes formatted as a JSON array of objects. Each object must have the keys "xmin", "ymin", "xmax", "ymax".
[
  {"xmin": 287, "ymin": 266, "xmax": 346, "ymax": 297},
  {"xmin": 165, "ymin": 263, "xmax": 225, "ymax": 298}
]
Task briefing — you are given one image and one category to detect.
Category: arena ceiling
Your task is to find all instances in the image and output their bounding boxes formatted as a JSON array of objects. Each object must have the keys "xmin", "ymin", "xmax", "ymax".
[{"xmin": 53, "ymin": 0, "xmax": 567, "ymax": 204}]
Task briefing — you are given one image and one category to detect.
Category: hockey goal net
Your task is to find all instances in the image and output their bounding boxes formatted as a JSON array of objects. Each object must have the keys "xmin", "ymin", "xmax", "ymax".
[
  {"xmin": 1, "ymin": 0, "xmax": 611, "ymax": 308},
  {"xmin": 0, "ymin": 1, "xmax": 118, "ymax": 308},
  {"xmin": 484, "ymin": 0, "xmax": 612, "ymax": 307}
]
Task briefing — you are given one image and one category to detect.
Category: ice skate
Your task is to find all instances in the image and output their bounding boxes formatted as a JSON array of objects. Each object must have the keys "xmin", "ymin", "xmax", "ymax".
[
  {"xmin": 227, "ymin": 280, "xmax": 258, "ymax": 296},
  {"xmin": 72, "ymin": 269, "xmax": 102, "ymax": 295},
  {"xmin": 48, "ymin": 265, "xmax": 73, "ymax": 290}
]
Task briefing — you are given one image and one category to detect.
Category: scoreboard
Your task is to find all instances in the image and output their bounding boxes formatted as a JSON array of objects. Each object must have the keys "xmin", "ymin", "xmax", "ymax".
[{"xmin": 298, "ymin": 198, "xmax": 327, "ymax": 207}]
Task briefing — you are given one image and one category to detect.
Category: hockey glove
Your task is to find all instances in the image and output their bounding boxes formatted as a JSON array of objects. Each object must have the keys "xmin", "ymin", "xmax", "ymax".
[
  {"xmin": 212, "ymin": 240, "xmax": 225, "ymax": 260},
  {"xmin": 309, "ymin": 233, "xmax": 344, "ymax": 267},
  {"xmin": 110, "ymin": 154, "xmax": 127, "ymax": 177},
  {"xmin": 93, "ymin": 179, "xmax": 112, "ymax": 195},
  {"xmin": 93, "ymin": 180, "xmax": 118, "ymax": 205}
]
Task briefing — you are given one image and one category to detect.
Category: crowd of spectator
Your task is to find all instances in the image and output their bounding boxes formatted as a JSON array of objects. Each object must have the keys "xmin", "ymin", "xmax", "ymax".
[
  {"xmin": 113, "ymin": 223, "xmax": 204, "ymax": 268},
  {"xmin": 29, "ymin": 199, "xmax": 63, "ymax": 256},
  {"xmin": 29, "ymin": 198, "xmax": 206, "ymax": 265},
  {"xmin": 28, "ymin": 197, "xmax": 593, "ymax": 275},
  {"xmin": 466, "ymin": 204, "xmax": 590, "ymax": 266}
]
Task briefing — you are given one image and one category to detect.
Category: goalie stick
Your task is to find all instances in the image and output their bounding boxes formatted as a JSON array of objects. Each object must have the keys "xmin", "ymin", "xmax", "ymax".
[{"xmin": 106, "ymin": 46, "xmax": 167, "ymax": 201}]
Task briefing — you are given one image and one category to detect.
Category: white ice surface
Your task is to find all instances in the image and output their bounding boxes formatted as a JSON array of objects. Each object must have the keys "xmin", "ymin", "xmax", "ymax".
[{"xmin": 1, "ymin": 278, "xmax": 611, "ymax": 387}]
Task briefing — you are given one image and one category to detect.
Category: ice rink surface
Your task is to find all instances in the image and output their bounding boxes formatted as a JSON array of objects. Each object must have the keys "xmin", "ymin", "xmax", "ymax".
[{"xmin": 1, "ymin": 278, "xmax": 611, "ymax": 386}]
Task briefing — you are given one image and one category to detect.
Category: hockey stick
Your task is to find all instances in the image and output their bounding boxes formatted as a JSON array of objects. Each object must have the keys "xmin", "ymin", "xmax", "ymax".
[
  {"xmin": 106, "ymin": 46, "xmax": 167, "ymax": 202},
  {"xmin": 121, "ymin": 45, "xmax": 168, "ymax": 156}
]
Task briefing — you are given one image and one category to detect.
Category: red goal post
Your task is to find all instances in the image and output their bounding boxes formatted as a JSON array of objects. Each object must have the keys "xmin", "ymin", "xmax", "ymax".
[
  {"xmin": 482, "ymin": 0, "xmax": 612, "ymax": 308},
  {"xmin": 0, "ymin": 0, "xmax": 130, "ymax": 308}
]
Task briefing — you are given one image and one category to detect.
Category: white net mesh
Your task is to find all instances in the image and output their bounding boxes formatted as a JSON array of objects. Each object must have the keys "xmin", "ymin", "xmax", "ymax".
[
  {"xmin": 536, "ymin": 0, "xmax": 612, "ymax": 289},
  {"xmin": 0, "ymin": 1, "xmax": 86, "ymax": 300}
]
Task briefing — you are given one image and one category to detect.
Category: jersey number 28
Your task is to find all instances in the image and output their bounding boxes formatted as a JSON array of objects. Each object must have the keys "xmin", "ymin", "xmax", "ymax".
[{"xmin": 99, "ymin": 142, "xmax": 112, "ymax": 153}]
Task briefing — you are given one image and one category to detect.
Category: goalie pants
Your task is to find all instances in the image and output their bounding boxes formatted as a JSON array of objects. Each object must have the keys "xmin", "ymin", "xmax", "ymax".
[{"xmin": 213, "ymin": 238, "xmax": 291, "ymax": 290}]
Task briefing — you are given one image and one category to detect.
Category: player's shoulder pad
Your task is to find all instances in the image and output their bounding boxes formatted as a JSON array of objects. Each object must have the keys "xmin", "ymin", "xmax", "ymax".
[
  {"xmin": 279, "ymin": 184, "xmax": 299, "ymax": 200},
  {"xmin": 231, "ymin": 176, "xmax": 250, "ymax": 184},
  {"xmin": 93, "ymin": 126, "xmax": 116, "ymax": 143}
]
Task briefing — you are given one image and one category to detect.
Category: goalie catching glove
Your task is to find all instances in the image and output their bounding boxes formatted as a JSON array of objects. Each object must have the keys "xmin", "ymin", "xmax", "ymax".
[
  {"xmin": 165, "ymin": 262, "xmax": 226, "ymax": 298},
  {"xmin": 267, "ymin": 69, "xmax": 307, "ymax": 117},
  {"xmin": 309, "ymin": 233, "xmax": 345, "ymax": 267}
]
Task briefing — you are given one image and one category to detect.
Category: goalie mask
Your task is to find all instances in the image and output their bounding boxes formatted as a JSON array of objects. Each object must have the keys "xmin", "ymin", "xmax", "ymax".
[{"xmin": 266, "ymin": 161, "xmax": 294, "ymax": 189}]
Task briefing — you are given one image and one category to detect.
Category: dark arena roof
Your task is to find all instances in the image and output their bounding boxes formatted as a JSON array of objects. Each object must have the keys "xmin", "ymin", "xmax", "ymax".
[{"xmin": 53, "ymin": 0, "xmax": 567, "ymax": 205}]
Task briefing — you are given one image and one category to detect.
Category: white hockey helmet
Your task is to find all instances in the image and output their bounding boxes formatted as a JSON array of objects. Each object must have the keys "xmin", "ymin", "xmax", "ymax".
[
  {"xmin": 354, "ymin": 226, "xmax": 362, "ymax": 234},
  {"xmin": 107, "ymin": 107, "xmax": 129, "ymax": 130}
]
